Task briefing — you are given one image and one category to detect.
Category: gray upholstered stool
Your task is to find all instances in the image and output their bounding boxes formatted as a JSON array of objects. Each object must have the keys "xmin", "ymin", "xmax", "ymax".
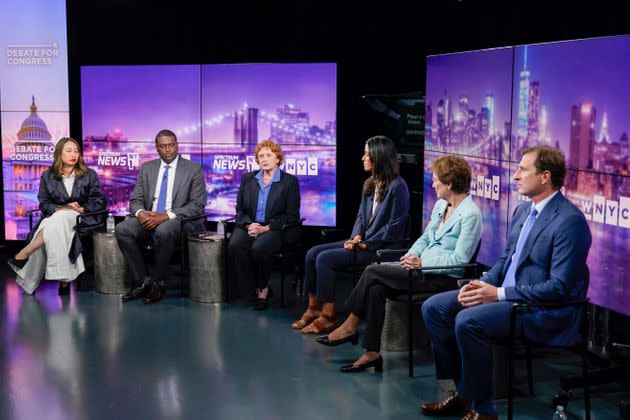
[
  {"xmin": 188, "ymin": 235, "xmax": 226, "ymax": 303},
  {"xmin": 380, "ymin": 298, "xmax": 428, "ymax": 351},
  {"xmin": 93, "ymin": 231, "xmax": 129, "ymax": 294}
]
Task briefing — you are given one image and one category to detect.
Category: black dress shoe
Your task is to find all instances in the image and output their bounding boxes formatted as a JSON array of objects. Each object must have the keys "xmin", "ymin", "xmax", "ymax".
[
  {"xmin": 316, "ymin": 331, "xmax": 359, "ymax": 347},
  {"xmin": 420, "ymin": 391, "xmax": 471, "ymax": 416},
  {"xmin": 58, "ymin": 282, "xmax": 71, "ymax": 296},
  {"xmin": 340, "ymin": 356, "xmax": 383, "ymax": 373},
  {"xmin": 144, "ymin": 282, "xmax": 165, "ymax": 304},
  {"xmin": 121, "ymin": 283, "xmax": 151, "ymax": 302},
  {"xmin": 8, "ymin": 256, "xmax": 29, "ymax": 270}
]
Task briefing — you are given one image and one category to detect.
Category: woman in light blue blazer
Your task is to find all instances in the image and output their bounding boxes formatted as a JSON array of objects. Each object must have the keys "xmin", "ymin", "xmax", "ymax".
[
  {"xmin": 316, "ymin": 155, "xmax": 482, "ymax": 373},
  {"xmin": 292, "ymin": 136, "xmax": 410, "ymax": 334}
]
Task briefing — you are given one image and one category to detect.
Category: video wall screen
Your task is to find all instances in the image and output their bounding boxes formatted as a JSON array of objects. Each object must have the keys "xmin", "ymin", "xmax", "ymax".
[
  {"xmin": 426, "ymin": 35, "xmax": 630, "ymax": 316},
  {"xmin": 0, "ymin": 0, "xmax": 70, "ymax": 240},
  {"xmin": 81, "ymin": 63, "xmax": 337, "ymax": 227},
  {"xmin": 425, "ymin": 47, "xmax": 514, "ymax": 266}
]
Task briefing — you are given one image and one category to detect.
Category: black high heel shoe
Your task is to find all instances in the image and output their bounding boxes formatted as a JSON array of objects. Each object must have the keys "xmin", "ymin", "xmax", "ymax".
[
  {"xmin": 58, "ymin": 282, "xmax": 71, "ymax": 296},
  {"xmin": 8, "ymin": 256, "xmax": 29, "ymax": 270},
  {"xmin": 316, "ymin": 331, "xmax": 359, "ymax": 347},
  {"xmin": 254, "ymin": 286, "xmax": 273, "ymax": 311},
  {"xmin": 340, "ymin": 356, "xmax": 383, "ymax": 373}
]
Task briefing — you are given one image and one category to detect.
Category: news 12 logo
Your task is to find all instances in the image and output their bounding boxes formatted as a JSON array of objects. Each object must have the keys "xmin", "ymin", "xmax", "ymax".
[
  {"xmin": 97, "ymin": 152, "xmax": 140, "ymax": 170},
  {"xmin": 470, "ymin": 175, "xmax": 500, "ymax": 200},
  {"xmin": 578, "ymin": 195, "xmax": 630, "ymax": 229}
]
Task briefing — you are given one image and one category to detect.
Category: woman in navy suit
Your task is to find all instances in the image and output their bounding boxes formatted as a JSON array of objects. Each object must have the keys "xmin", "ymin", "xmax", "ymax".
[
  {"xmin": 8, "ymin": 137, "xmax": 106, "ymax": 295},
  {"xmin": 227, "ymin": 139, "xmax": 301, "ymax": 311},
  {"xmin": 292, "ymin": 136, "xmax": 410, "ymax": 334},
  {"xmin": 316, "ymin": 155, "xmax": 483, "ymax": 373}
]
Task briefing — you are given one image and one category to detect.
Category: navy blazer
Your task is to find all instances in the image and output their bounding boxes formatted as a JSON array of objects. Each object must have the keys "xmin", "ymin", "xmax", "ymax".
[
  {"xmin": 482, "ymin": 192, "xmax": 592, "ymax": 346},
  {"xmin": 351, "ymin": 176, "xmax": 409, "ymax": 251},
  {"xmin": 38, "ymin": 168, "xmax": 106, "ymax": 217},
  {"xmin": 235, "ymin": 170, "xmax": 301, "ymax": 231},
  {"xmin": 33, "ymin": 168, "xmax": 107, "ymax": 259}
]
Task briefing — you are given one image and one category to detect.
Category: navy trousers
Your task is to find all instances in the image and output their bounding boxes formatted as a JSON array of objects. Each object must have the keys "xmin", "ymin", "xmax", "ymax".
[
  {"xmin": 302, "ymin": 240, "xmax": 377, "ymax": 303},
  {"xmin": 422, "ymin": 290, "xmax": 516, "ymax": 402}
]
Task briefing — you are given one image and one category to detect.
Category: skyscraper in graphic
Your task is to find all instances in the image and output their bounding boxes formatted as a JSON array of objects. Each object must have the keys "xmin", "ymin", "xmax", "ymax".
[
  {"xmin": 539, "ymin": 105, "xmax": 551, "ymax": 144},
  {"xmin": 517, "ymin": 46, "xmax": 530, "ymax": 139},
  {"xmin": 233, "ymin": 106, "xmax": 259, "ymax": 145},
  {"xmin": 272, "ymin": 104, "xmax": 310, "ymax": 144},
  {"xmin": 569, "ymin": 101, "xmax": 596, "ymax": 171},
  {"xmin": 424, "ymin": 102, "xmax": 433, "ymax": 147},
  {"xmin": 527, "ymin": 81, "xmax": 540, "ymax": 143},
  {"xmin": 484, "ymin": 94, "xmax": 495, "ymax": 135}
]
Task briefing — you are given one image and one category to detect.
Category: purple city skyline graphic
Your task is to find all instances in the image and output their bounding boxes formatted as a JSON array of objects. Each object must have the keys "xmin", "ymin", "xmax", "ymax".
[
  {"xmin": 511, "ymin": 39, "xmax": 630, "ymax": 176},
  {"xmin": 81, "ymin": 63, "xmax": 337, "ymax": 227},
  {"xmin": 425, "ymin": 47, "xmax": 513, "ymax": 161},
  {"xmin": 81, "ymin": 64, "xmax": 336, "ymax": 145}
]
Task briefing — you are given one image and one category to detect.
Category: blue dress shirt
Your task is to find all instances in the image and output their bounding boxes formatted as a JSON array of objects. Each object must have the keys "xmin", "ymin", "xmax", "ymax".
[{"xmin": 254, "ymin": 169, "xmax": 281, "ymax": 223}]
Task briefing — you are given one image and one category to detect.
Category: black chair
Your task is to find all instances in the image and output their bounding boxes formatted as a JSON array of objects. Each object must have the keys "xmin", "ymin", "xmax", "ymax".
[
  {"xmin": 27, "ymin": 208, "xmax": 109, "ymax": 290},
  {"xmin": 320, "ymin": 228, "xmax": 366, "ymax": 286},
  {"xmin": 376, "ymin": 240, "xmax": 481, "ymax": 377},
  {"xmin": 504, "ymin": 265, "xmax": 591, "ymax": 420},
  {"xmin": 221, "ymin": 217, "xmax": 305, "ymax": 307},
  {"xmin": 138, "ymin": 213, "xmax": 207, "ymax": 296},
  {"xmin": 320, "ymin": 215, "xmax": 413, "ymax": 288}
]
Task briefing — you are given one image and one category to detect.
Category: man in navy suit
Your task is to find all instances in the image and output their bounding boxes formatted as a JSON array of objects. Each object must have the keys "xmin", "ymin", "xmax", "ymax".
[{"xmin": 420, "ymin": 146, "xmax": 591, "ymax": 420}]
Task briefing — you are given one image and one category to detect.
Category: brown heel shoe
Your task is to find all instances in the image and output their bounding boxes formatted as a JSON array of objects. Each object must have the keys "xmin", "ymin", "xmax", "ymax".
[
  {"xmin": 291, "ymin": 305, "xmax": 322, "ymax": 329},
  {"xmin": 301, "ymin": 314, "xmax": 341, "ymax": 335}
]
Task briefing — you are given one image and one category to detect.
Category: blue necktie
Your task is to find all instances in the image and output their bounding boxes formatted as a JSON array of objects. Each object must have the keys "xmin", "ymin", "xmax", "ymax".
[
  {"xmin": 156, "ymin": 164, "xmax": 170, "ymax": 213},
  {"xmin": 502, "ymin": 207, "xmax": 538, "ymax": 288}
]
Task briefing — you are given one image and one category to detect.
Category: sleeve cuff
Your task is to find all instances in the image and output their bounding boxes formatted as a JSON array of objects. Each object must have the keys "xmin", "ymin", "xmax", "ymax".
[
  {"xmin": 135, "ymin": 209, "xmax": 145, "ymax": 218},
  {"xmin": 167, "ymin": 211, "xmax": 176, "ymax": 220},
  {"xmin": 497, "ymin": 287, "xmax": 506, "ymax": 301}
]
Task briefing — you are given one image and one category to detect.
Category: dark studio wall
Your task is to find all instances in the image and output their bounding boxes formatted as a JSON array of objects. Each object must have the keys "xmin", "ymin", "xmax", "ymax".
[{"xmin": 64, "ymin": 0, "xmax": 629, "ymax": 237}]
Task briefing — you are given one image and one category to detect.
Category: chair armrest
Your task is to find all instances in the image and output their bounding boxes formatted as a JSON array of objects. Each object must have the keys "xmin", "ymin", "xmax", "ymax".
[
  {"xmin": 219, "ymin": 216, "xmax": 236, "ymax": 224},
  {"xmin": 280, "ymin": 218, "xmax": 305, "ymax": 249},
  {"xmin": 219, "ymin": 216, "xmax": 236, "ymax": 241},
  {"xmin": 26, "ymin": 208, "xmax": 42, "ymax": 231},
  {"xmin": 75, "ymin": 209, "xmax": 109, "ymax": 234},
  {"xmin": 508, "ymin": 298, "xmax": 590, "ymax": 337},
  {"xmin": 511, "ymin": 298, "xmax": 590, "ymax": 311},
  {"xmin": 376, "ymin": 249, "xmax": 408, "ymax": 262},
  {"xmin": 409, "ymin": 262, "xmax": 477, "ymax": 272},
  {"xmin": 321, "ymin": 227, "xmax": 349, "ymax": 243},
  {"xmin": 282, "ymin": 217, "xmax": 305, "ymax": 232},
  {"xmin": 181, "ymin": 213, "xmax": 208, "ymax": 236}
]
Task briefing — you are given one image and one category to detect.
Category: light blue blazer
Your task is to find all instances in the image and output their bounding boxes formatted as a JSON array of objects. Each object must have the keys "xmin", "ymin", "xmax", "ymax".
[{"xmin": 408, "ymin": 195, "xmax": 482, "ymax": 277}]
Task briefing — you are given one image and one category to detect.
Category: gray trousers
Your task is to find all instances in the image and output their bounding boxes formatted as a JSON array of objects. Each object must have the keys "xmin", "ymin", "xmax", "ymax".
[{"xmin": 115, "ymin": 217, "xmax": 181, "ymax": 286}]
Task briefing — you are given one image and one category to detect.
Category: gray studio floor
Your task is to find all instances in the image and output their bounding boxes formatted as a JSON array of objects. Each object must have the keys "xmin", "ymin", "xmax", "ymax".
[{"xmin": 0, "ymin": 263, "xmax": 626, "ymax": 420}]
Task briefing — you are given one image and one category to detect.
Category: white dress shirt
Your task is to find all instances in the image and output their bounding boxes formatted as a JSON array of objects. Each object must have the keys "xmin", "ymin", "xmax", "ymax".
[{"xmin": 61, "ymin": 171, "xmax": 75, "ymax": 197}]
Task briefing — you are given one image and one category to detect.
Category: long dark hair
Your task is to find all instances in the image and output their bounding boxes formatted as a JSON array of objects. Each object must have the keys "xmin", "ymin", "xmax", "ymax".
[
  {"xmin": 51, "ymin": 137, "xmax": 88, "ymax": 180},
  {"xmin": 363, "ymin": 135, "xmax": 399, "ymax": 202}
]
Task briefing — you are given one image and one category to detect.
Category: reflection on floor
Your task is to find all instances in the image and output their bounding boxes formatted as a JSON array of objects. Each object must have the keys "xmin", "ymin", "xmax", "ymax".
[{"xmin": 0, "ymin": 265, "xmax": 626, "ymax": 420}]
